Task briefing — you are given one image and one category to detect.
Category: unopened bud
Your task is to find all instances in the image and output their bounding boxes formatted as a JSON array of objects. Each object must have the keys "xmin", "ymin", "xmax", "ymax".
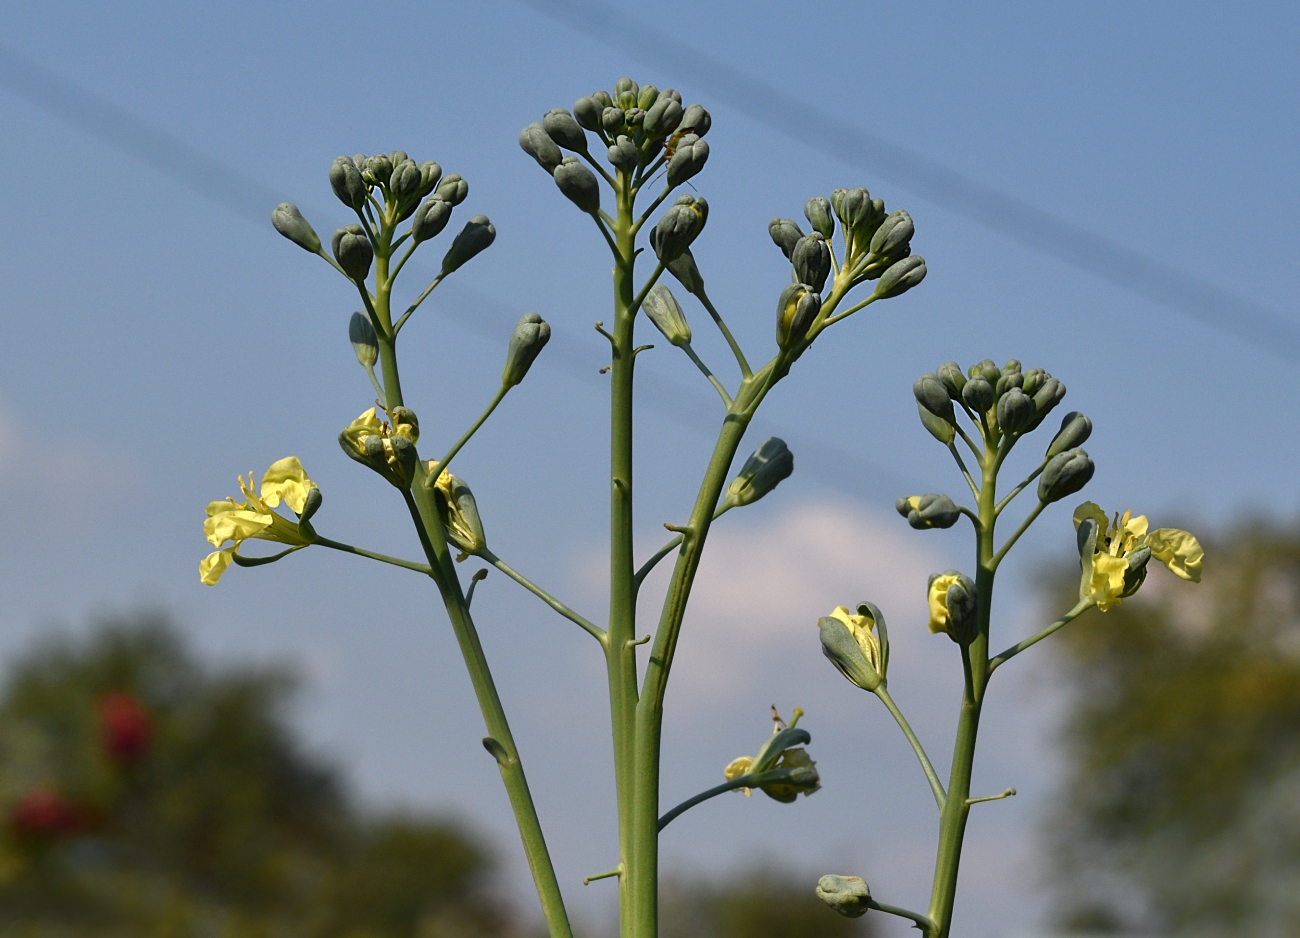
[
  {"xmin": 329, "ymin": 156, "xmax": 368, "ymax": 210},
  {"xmin": 390, "ymin": 159, "xmax": 421, "ymax": 199},
  {"xmin": 553, "ymin": 156, "xmax": 601, "ymax": 214},
  {"xmin": 873, "ymin": 256, "xmax": 927, "ymax": 299},
  {"xmin": 435, "ymin": 174, "xmax": 468, "ymax": 206},
  {"xmin": 678, "ymin": 103, "xmax": 711, "ymax": 137},
  {"xmin": 768, "ymin": 217, "xmax": 805, "ymax": 259},
  {"xmin": 1046, "ymin": 412, "xmax": 1092, "ymax": 458},
  {"xmin": 896, "ymin": 494, "xmax": 961, "ymax": 530},
  {"xmin": 520, "ymin": 122, "xmax": 564, "ymax": 172},
  {"xmin": 962, "ymin": 375, "xmax": 995, "ymax": 414},
  {"xmin": 502, "ymin": 312, "xmax": 552, "ymax": 388},
  {"xmin": 775, "ymin": 283, "xmax": 821, "ymax": 349},
  {"xmin": 971, "ymin": 359, "xmax": 1000, "ymax": 385},
  {"xmin": 995, "ymin": 372, "xmax": 1023, "ymax": 396},
  {"xmin": 937, "ymin": 361, "xmax": 966, "ymax": 398},
  {"xmin": 914, "ymin": 373, "xmax": 956, "ymax": 423},
  {"xmin": 601, "ymin": 106, "xmax": 625, "ymax": 135},
  {"xmin": 1031, "ymin": 376, "xmax": 1067, "ymax": 426},
  {"xmin": 440, "ymin": 215, "xmax": 496, "ymax": 275},
  {"xmin": 348, "ymin": 312, "xmax": 378, "ymax": 368},
  {"xmin": 1022, "ymin": 367, "xmax": 1046, "ymax": 396},
  {"xmin": 637, "ymin": 84, "xmax": 658, "ymax": 109},
  {"xmin": 804, "ymin": 196, "xmax": 834, "ymax": 238},
  {"xmin": 643, "ymin": 95, "xmax": 683, "ymax": 138},
  {"xmin": 417, "ymin": 161, "xmax": 442, "ymax": 197},
  {"xmin": 724, "ymin": 437, "xmax": 793, "ymax": 507},
  {"xmin": 573, "ymin": 96, "xmax": 604, "ymax": 131},
  {"xmin": 996, "ymin": 387, "xmax": 1034, "ymax": 435},
  {"xmin": 666, "ymin": 134, "xmax": 709, "ymax": 186},
  {"xmin": 613, "ymin": 77, "xmax": 639, "ymax": 109},
  {"xmin": 271, "ymin": 203, "xmax": 321, "ymax": 254},
  {"xmin": 411, "ymin": 196, "xmax": 453, "ymax": 244},
  {"xmin": 665, "ymin": 247, "xmax": 706, "ymax": 297},
  {"xmin": 869, "ymin": 209, "xmax": 915, "ymax": 257},
  {"xmin": 791, "ymin": 233, "xmax": 831, "ymax": 293},
  {"xmin": 651, "ymin": 195, "xmax": 708, "ymax": 263},
  {"xmin": 819, "ymin": 603, "xmax": 885, "ymax": 692},
  {"xmin": 817, "ymin": 875, "xmax": 871, "ymax": 919},
  {"xmin": 642, "ymin": 284, "xmax": 691, "ymax": 347},
  {"xmin": 607, "ymin": 135, "xmax": 638, "ymax": 173},
  {"xmin": 543, "ymin": 108, "xmax": 588, "ymax": 152},
  {"xmin": 928, "ymin": 570, "xmax": 978, "ymax": 644},
  {"xmin": 1038, "ymin": 448, "xmax": 1094, "ymax": 504},
  {"xmin": 363, "ymin": 154, "xmax": 393, "ymax": 186},
  {"xmin": 332, "ymin": 225, "xmax": 373, "ymax": 282}
]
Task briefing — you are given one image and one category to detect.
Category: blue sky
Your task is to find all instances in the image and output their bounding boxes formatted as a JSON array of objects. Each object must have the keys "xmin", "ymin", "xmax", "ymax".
[{"xmin": 1, "ymin": 3, "xmax": 1297, "ymax": 936}]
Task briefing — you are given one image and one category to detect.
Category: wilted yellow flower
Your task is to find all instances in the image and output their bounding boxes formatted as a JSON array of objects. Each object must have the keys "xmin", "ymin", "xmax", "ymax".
[
  {"xmin": 338, "ymin": 407, "xmax": 419, "ymax": 487},
  {"xmin": 828, "ymin": 606, "xmax": 882, "ymax": 677},
  {"xmin": 1073, "ymin": 501, "xmax": 1202, "ymax": 611},
  {"xmin": 722, "ymin": 707, "xmax": 820, "ymax": 802},
  {"xmin": 724, "ymin": 755, "xmax": 755, "ymax": 796},
  {"xmin": 200, "ymin": 457, "xmax": 317, "ymax": 586}
]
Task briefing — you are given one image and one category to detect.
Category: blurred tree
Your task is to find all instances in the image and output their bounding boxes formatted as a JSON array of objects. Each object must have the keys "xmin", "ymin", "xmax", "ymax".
[
  {"xmin": 659, "ymin": 867, "xmax": 873, "ymax": 938},
  {"xmin": 0, "ymin": 614, "xmax": 506, "ymax": 938},
  {"xmin": 1041, "ymin": 519, "xmax": 1300, "ymax": 936}
]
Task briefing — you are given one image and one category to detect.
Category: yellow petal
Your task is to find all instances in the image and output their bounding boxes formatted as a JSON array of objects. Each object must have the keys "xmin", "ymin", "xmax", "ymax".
[
  {"xmin": 829, "ymin": 605, "xmax": 881, "ymax": 673},
  {"xmin": 204, "ymin": 502, "xmax": 271, "ymax": 547},
  {"xmin": 927, "ymin": 573, "xmax": 960, "ymax": 634},
  {"xmin": 724, "ymin": 755, "xmax": 754, "ymax": 796},
  {"xmin": 1122, "ymin": 513, "xmax": 1149, "ymax": 539},
  {"xmin": 1090, "ymin": 552, "xmax": 1129, "ymax": 611},
  {"xmin": 199, "ymin": 547, "xmax": 236, "ymax": 585},
  {"xmin": 1147, "ymin": 528, "xmax": 1203, "ymax": 582},
  {"xmin": 1073, "ymin": 501, "xmax": 1108, "ymax": 531},
  {"xmin": 260, "ymin": 456, "xmax": 314, "ymax": 514}
]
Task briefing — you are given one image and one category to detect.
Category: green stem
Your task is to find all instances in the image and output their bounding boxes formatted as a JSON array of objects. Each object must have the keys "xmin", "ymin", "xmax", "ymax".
[
  {"xmin": 696, "ymin": 290, "xmax": 752, "ymax": 378},
  {"xmin": 988, "ymin": 600, "xmax": 1092, "ymax": 674},
  {"xmin": 437, "ymin": 385, "xmax": 509, "ymax": 474},
  {"xmin": 868, "ymin": 899, "xmax": 936, "ymax": 935},
  {"xmin": 315, "ymin": 536, "xmax": 433, "ymax": 575},
  {"xmin": 479, "ymin": 548, "xmax": 607, "ymax": 644},
  {"xmin": 947, "ymin": 443, "xmax": 981, "ymax": 500},
  {"xmin": 875, "ymin": 685, "xmax": 946, "ymax": 810},
  {"xmin": 394, "ymin": 272, "xmax": 445, "ymax": 335},
  {"xmin": 994, "ymin": 462, "xmax": 1045, "ymax": 515},
  {"xmin": 991, "ymin": 500, "xmax": 1046, "ymax": 568},
  {"xmin": 681, "ymin": 343, "xmax": 732, "ymax": 406},
  {"xmin": 656, "ymin": 767, "xmax": 809, "ymax": 832}
]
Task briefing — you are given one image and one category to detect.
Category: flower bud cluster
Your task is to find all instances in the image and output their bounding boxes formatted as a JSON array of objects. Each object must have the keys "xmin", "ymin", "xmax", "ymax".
[{"xmin": 916, "ymin": 358, "xmax": 1073, "ymax": 445}]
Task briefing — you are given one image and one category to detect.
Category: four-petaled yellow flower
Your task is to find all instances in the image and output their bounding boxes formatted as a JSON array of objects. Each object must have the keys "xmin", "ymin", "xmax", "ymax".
[
  {"xmin": 200, "ymin": 457, "xmax": 318, "ymax": 586},
  {"xmin": 828, "ymin": 605, "xmax": 883, "ymax": 679},
  {"xmin": 1073, "ymin": 501, "xmax": 1202, "ymax": 611}
]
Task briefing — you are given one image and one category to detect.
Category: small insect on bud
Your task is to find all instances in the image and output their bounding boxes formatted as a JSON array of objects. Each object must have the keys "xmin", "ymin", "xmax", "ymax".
[
  {"xmin": 543, "ymin": 107, "xmax": 588, "ymax": 153},
  {"xmin": 553, "ymin": 156, "xmax": 601, "ymax": 214},
  {"xmin": 804, "ymin": 196, "xmax": 834, "ymax": 239},
  {"xmin": 724, "ymin": 437, "xmax": 794, "ymax": 508},
  {"xmin": 664, "ymin": 247, "xmax": 706, "ymax": 297},
  {"xmin": 928, "ymin": 570, "xmax": 978, "ymax": 644},
  {"xmin": 775, "ymin": 283, "xmax": 821, "ymax": 350},
  {"xmin": 519, "ymin": 122, "xmax": 564, "ymax": 172},
  {"xmin": 937, "ymin": 361, "xmax": 966, "ymax": 398},
  {"xmin": 348, "ymin": 311, "xmax": 378, "ymax": 368},
  {"xmin": 573, "ymin": 96, "xmax": 605, "ymax": 131},
  {"xmin": 873, "ymin": 256, "xmax": 927, "ymax": 299},
  {"xmin": 642, "ymin": 284, "xmax": 692, "ymax": 347},
  {"xmin": 502, "ymin": 312, "xmax": 552, "ymax": 388},
  {"xmin": 440, "ymin": 215, "xmax": 496, "ymax": 275},
  {"xmin": 768, "ymin": 217, "xmax": 805, "ymax": 260},
  {"xmin": 1046, "ymin": 411, "xmax": 1092, "ymax": 458},
  {"xmin": 677, "ymin": 103, "xmax": 711, "ymax": 137},
  {"xmin": 651, "ymin": 195, "xmax": 708, "ymax": 263},
  {"xmin": 411, "ymin": 196, "xmax": 453, "ymax": 244},
  {"xmin": 607, "ymin": 135, "xmax": 639, "ymax": 173},
  {"xmin": 332, "ymin": 225, "xmax": 373, "ymax": 282},
  {"xmin": 996, "ymin": 387, "xmax": 1034, "ymax": 435},
  {"xmin": 817, "ymin": 875, "xmax": 872, "ymax": 919},
  {"xmin": 435, "ymin": 173, "xmax": 468, "ymax": 206},
  {"xmin": 896, "ymin": 494, "xmax": 961, "ymax": 530},
  {"xmin": 642, "ymin": 94, "xmax": 683, "ymax": 138},
  {"xmin": 791, "ymin": 233, "xmax": 831, "ymax": 293},
  {"xmin": 329, "ymin": 155, "xmax": 368, "ymax": 210},
  {"xmin": 1038, "ymin": 448, "xmax": 1095, "ymax": 504},
  {"xmin": 271, "ymin": 203, "xmax": 321, "ymax": 254},
  {"xmin": 667, "ymin": 134, "xmax": 709, "ymax": 186}
]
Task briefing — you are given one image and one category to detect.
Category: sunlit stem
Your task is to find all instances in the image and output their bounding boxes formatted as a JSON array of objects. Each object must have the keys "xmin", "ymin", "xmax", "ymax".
[
  {"xmin": 696, "ymin": 290, "xmax": 752, "ymax": 378},
  {"xmin": 657, "ymin": 766, "xmax": 809, "ymax": 832},
  {"xmin": 991, "ymin": 500, "xmax": 1046, "ymax": 568},
  {"xmin": 869, "ymin": 899, "xmax": 936, "ymax": 935},
  {"xmin": 314, "ymin": 536, "xmax": 433, "ymax": 575},
  {"xmin": 817, "ymin": 291, "xmax": 877, "ymax": 330},
  {"xmin": 955, "ymin": 422, "xmax": 983, "ymax": 460},
  {"xmin": 994, "ymin": 462, "xmax": 1046, "ymax": 515},
  {"xmin": 680, "ymin": 343, "xmax": 732, "ymax": 406},
  {"xmin": 633, "ymin": 185, "xmax": 673, "ymax": 233},
  {"xmin": 875, "ymin": 684, "xmax": 947, "ymax": 810},
  {"xmin": 988, "ymin": 600, "xmax": 1093, "ymax": 675},
  {"xmin": 478, "ymin": 548, "xmax": 607, "ymax": 645},
  {"xmin": 393, "ymin": 272, "xmax": 445, "ymax": 334},
  {"xmin": 633, "ymin": 502, "xmax": 734, "ymax": 592},
  {"xmin": 437, "ymin": 385, "xmax": 509, "ymax": 476},
  {"xmin": 966, "ymin": 788, "xmax": 1016, "ymax": 806},
  {"xmin": 947, "ymin": 443, "xmax": 981, "ymax": 499}
]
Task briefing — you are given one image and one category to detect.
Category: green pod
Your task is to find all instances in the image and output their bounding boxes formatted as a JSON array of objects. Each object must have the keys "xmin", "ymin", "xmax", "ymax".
[
  {"xmin": 389, "ymin": 159, "xmax": 421, "ymax": 199},
  {"xmin": 417, "ymin": 161, "xmax": 442, "ymax": 198},
  {"xmin": 328, "ymin": 156, "xmax": 368, "ymax": 210},
  {"xmin": 869, "ymin": 209, "xmax": 915, "ymax": 257},
  {"xmin": 271, "ymin": 202, "xmax": 321, "ymax": 254},
  {"xmin": 436, "ymin": 174, "xmax": 468, "ymax": 206},
  {"xmin": 651, "ymin": 195, "xmax": 708, "ymax": 263},
  {"xmin": 613, "ymin": 76, "xmax": 639, "ymax": 109},
  {"xmin": 997, "ymin": 388, "xmax": 1034, "ymax": 435},
  {"xmin": 348, "ymin": 311, "xmax": 378, "ymax": 368},
  {"xmin": 601, "ymin": 106, "xmax": 625, "ymax": 135},
  {"xmin": 553, "ymin": 156, "xmax": 601, "ymax": 214},
  {"xmin": 775, "ymin": 283, "xmax": 821, "ymax": 349},
  {"xmin": 804, "ymin": 197, "xmax": 834, "ymax": 239},
  {"xmin": 937, "ymin": 361, "xmax": 966, "ymax": 398},
  {"xmin": 724, "ymin": 437, "xmax": 794, "ymax": 507},
  {"xmin": 642, "ymin": 283, "xmax": 692, "ymax": 347},
  {"xmin": 440, "ymin": 215, "xmax": 496, "ymax": 275},
  {"xmin": 768, "ymin": 217, "xmax": 805, "ymax": 260},
  {"xmin": 914, "ymin": 373, "xmax": 956, "ymax": 423},
  {"xmin": 666, "ymin": 135, "xmax": 709, "ymax": 186},
  {"xmin": 1038, "ymin": 448, "xmax": 1095, "ymax": 504},
  {"xmin": 642, "ymin": 95, "xmax": 683, "ymax": 137},
  {"xmin": 873, "ymin": 256, "xmax": 927, "ymax": 299},
  {"xmin": 607, "ymin": 135, "xmax": 638, "ymax": 173},
  {"xmin": 817, "ymin": 876, "xmax": 871, "ymax": 919},
  {"xmin": 331, "ymin": 225, "xmax": 373, "ymax": 282},
  {"xmin": 573, "ymin": 95, "xmax": 604, "ymax": 131},
  {"xmin": 678, "ymin": 103, "xmax": 711, "ymax": 136},
  {"xmin": 1046, "ymin": 411, "xmax": 1092, "ymax": 458},
  {"xmin": 665, "ymin": 246, "xmax": 706, "ymax": 297},
  {"xmin": 543, "ymin": 107, "xmax": 588, "ymax": 152},
  {"xmin": 502, "ymin": 312, "xmax": 552, "ymax": 388},
  {"xmin": 791, "ymin": 233, "xmax": 831, "ymax": 293},
  {"xmin": 519, "ymin": 122, "xmax": 563, "ymax": 172},
  {"xmin": 896, "ymin": 493, "xmax": 961, "ymax": 530},
  {"xmin": 819, "ymin": 617, "xmax": 882, "ymax": 692},
  {"xmin": 962, "ymin": 375, "xmax": 995, "ymax": 413},
  {"xmin": 411, "ymin": 196, "xmax": 453, "ymax": 244}
]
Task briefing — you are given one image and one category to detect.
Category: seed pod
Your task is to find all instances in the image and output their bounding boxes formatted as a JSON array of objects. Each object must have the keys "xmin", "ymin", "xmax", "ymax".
[
  {"xmin": 348, "ymin": 312, "xmax": 378, "ymax": 368},
  {"xmin": 937, "ymin": 361, "xmax": 966, "ymax": 398},
  {"xmin": 573, "ymin": 95, "xmax": 604, "ymax": 131},
  {"xmin": 869, "ymin": 209, "xmax": 915, "ymax": 257},
  {"xmin": 896, "ymin": 494, "xmax": 961, "ymax": 530},
  {"xmin": 651, "ymin": 195, "xmax": 708, "ymax": 263},
  {"xmin": 435, "ymin": 174, "xmax": 468, "ymax": 205},
  {"xmin": 1038, "ymin": 448, "xmax": 1095, "ymax": 504},
  {"xmin": 962, "ymin": 375, "xmax": 995, "ymax": 414},
  {"xmin": 817, "ymin": 875, "xmax": 871, "ymax": 919},
  {"xmin": 417, "ymin": 161, "xmax": 442, "ymax": 197},
  {"xmin": 666, "ymin": 135, "xmax": 709, "ymax": 186},
  {"xmin": 502, "ymin": 312, "xmax": 552, "ymax": 388},
  {"xmin": 329, "ymin": 156, "xmax": 368, "ymax": 210},
  {"xmin": 678, "ymin": 103, "xmax": 711, "ymax": 136},
  {"xmin": 613, "ymin": 76, "xmax": 638, "ymax": 109},
  {"xmin": 390, "ymin": 159, "xmax": 421, "ymax": 199},
  {"xmin": 411, "ymin": 196, "xmax": 453, "ymax": 244},
  {"xmin": 1046, "ymin": 411, "xmax": 1092, "ymax": 458},
  {"xmin": 271, "ymin": 203, "xmax": 321, "ymax": 254},
  {"xmin": 642, "ymin": 95, "xmax": 683, "ymax": 137},
  {"xmin": 440, "ymin": 215, "xmax": 496, "ymax": 275},
  {"xmin": 873, "ymin": 256, "xmax": 927, "ymax": 299},
  {"xmin": 997, "ymin": 388, "xmax": 1034, "ymax": 435},
  {"xmin": 519, "ymin": 122, "xmax": 564, "ymax": 172},
  {"xmin": 725, "ymin": 437, "xmax": 794, "ymax": 507},
  {"xmin": 664, "ymin": 246, "xmax": 706, "ymax": 297},
  {"xmin": 775, "ymin": 283, "xmax": 821, "ymax": 349},
  {"xmin": 804, "ymin": 197, "xmax": 834, "ymax": 239},
  {"xmin": 364, "ymin": 154, "xmax": 393, "ymax": 186},
  {"xmin": 914, "ymin": 373, "xmax": 956, "ymax": 424},
  {"xmin": 331, "ymin": 225, "xmax": 373, "ymax": 281},
  {"xmin": 791, "ymin": 233, "xmax": 831, "ymax": 293},
  {"xmin": 543, "ymin": 107, "xmax": 588, "ymax": 152},
  {"xmin": 553, "ymin": 156, "xmax": 601, "ymax": 214},
  {"xmin": 642, "ymin": 284, "xmax": 692, "ymax": 347},
  {"xmin": 768, "ymin": 218, "xmax": 805, "ymax": 260},
  {"xmin": 607, "ymin": 135, "xmax": 638, "ymax": 173},
  {"xmin": 601, "ymin": 106, "xmax": 625, "ymax": 135}
]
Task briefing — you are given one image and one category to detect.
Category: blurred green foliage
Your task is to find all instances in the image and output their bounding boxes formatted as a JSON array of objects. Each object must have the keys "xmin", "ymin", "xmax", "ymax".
[
  {"xmin": 1043, "ymin": 520, "xmax": 1300, "ymax": 935},
  {"xmin": 0, "ymin": 615, "xmax": 504, "ymax": 938}
]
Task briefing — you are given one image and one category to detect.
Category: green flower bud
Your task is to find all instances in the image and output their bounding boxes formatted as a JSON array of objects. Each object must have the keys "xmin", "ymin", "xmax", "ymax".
[
  {"xmin": 832, "ymin": 187, "xmax": 873, "ymax": 230},
  {"xmin": 329, "ymin": 156, "xmax": 368, "ymax": 210},
  {"xmin": 971, "ymin": 359, "xmax": 1000, "ymax": 384},
  {"xmin": 1046, "ymin": 411, "xmax": 1092, "ymax": 458},
  {"xmin": 553, "ymin": 156, "xmax": 601, "ymax": 214},
  {"xmin": 997, "ymin": 388, "xmax": 1034, "ymax": 435},
  {"xmin": 433, "ymin": 471, "xmax": 487, "ymax": 558},
  {"xmin": 271, "ymin": 202, "xmax": 321, "ymax": 254},
  {"xmin": 896, "ymin": 494, "xmax": 961, "ymax": 530},
  {"xmin": 364, "ymin": 153, "xmax": 393, "ymax": 186},
  {"xmin": 502, "ymin": 312, "xmax": 551, "ymax": 388},
  {"xmin": 1038, "ymin": 448, "xmax": 1094, "ymax": 504},
  {"xmin": 1031, "ymin": 376, "xmax": 1067, "ymax": 426},
  {"xmin": 642, "ymin": 95, "xmax": 683, "ymax": 137},
  {"xmin": 592, "ymin": 90, "xmax": 613, "ymax": 109},
  {"xmin": 440, "ymin": 215, "xmax": 496, "ymax": 275},
  {"xmin": 995, "ymin": 371, "xmax": 1024, "ymax": 396},
  {"xmin": 332, "ymin": 225, "xmax": 373, "ymax": 281},
  {"xmin": 917, "ymin": 405, "xmax": 955, "ymax": 444},
  {"xmin": 666, "ymin": 134, "xmax": 709, "ymax": 186},
  {"xmin": 411, "ymin": 196, "xmax": 453, "ymax": 244},
  {"xmin": 768, "ymin": 218, "xmax": 805, "ymax": 260},
  {"xmin": 519, "ymin": 122, "xmax": 563, "ymax": 172},
  {"xmin": 1121, "ymin": 546, "xmax": 1153, "ymax": 598},
  {"xmin": 417, "ymin": 161, "xmax": 442, "ymax": 198},
  {"xmin": 348, "ymin": 312, "xmax": 378, "ymax": 368},
  {"xmin": 388, "ymin": 150, "xmax": 409, "ymax": 166},
  {"xmin": 601, "ymin": 106, "xmax": 625, "ymax": 135},
  {"xmin": 819, "ymin": 606, "xmax": 885, "ymax": 693},
  {"xmin": 298, "ymin": 485, "xmax": 323, "ymax": 525},
  {"xmin": 725, "ymin": 437, "xmax": 793, "ymax": 507},
  {"xmin": 817, "ymin": 875, "xmax": 871, "ymax": 919},
  {"xmin": 573, "ymin": 96, "xmax": 604, "ymax": 131},
  {"xmin": 937, "ymin": 361, "xmax": 966, "ymax": 398},
  {"xmin": 390, "ymin": 159, "xmax": 421, "ymax": 199},
  {"xmin": 929, "ymin": 570, "xmax": 978, "ymax": 644},
  {"xmin": 543, "ymin": 107, "xmax": 588, "ymax": 153},
  {"xmin": 613, "ymin": 76, "xmax": 639, "ymax": 109},
  {"xmin": 642, "ymin": 284, "xmax": 691, "ymax": 347},
  {"xmin": 869, "ymin": 209, "xmax": 915, "ymax": 257},
  {"xmin": 624, "ymin": 107, "xmax": 646, "ymax": 127},
  {"xmin": 664, "ymin": 247, "xmax": 706, "ymax": 297},
  {"xmin": 678, "ymin": 103, "xmax": 711, "ymax": 137},
  {"xmin": 775, "ymin": 283, "xmax": 821, "ymax": 349},
  {"xmin": 1002, "ymin": 358, "xmax": 1022, "ymax": 375},
  {"xmin": 651, "ymin": 195, "xmax": 708, "ymax": 263},
  {"xmin": 804, "ymin": 197, "xmax": 834, "ymax": 238},
  {"xmin": 658, "ymin": 88, "xmax": 682, "ymax": 105},
  {"xmin": 390, "ymin": 407, "xmax": 419, "ymax": 444},
  {"xmin": 435, "ymin": 174, "xmax": 468, "ymax": 205},
  {"xmin": 914, "ymin": 373, "xmax": 956, "ymax": 424},
  {"xmin": 637, "ymin": 84, "xmax": 658, "ymax": 109},
  {"xmin": 386, "ymin": 435, "xmax": 418, "ymax": 488},
  {"xmin": 873, "ymin": 256, "xmax": 927, "ymax": 299},
  {"xmin": 962, "ymin": 375, "xmax": 995, "ymax": 414},
  {"xmin": 791, "ymin": 233, "xmax": 831, "ymax": 293},
  {"xmin": 1022, "ymin": 367, "xmax": 1046, "ymax": 396},
  {"xmin": 607, "ymin": 135, "xmax": 638, "ymax": 173}
]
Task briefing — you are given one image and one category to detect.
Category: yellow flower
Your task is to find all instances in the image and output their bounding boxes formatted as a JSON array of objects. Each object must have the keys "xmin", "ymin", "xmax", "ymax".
[
  {"xmin": 1073, "ymin": 501, "xmax": 1202, "ymax": 611},
  {"xmin": 200, "ymin": 457, "xmax": 317, "ymax": 586},
  {"xmin": 828, "ymin": 606, "xmax": 883, "ymax": 678},
  {"xmin": 724, "ymin": 755, "xmax": 755, "ymax": 796},
  {"xmin": 722, "ymin": 707, "xmax": 820, "ymax": 802},
  {"xmin": 927, "ymin": 572, "xmax": 961, "ymax": 634},
  {"xmin": 432, "ymin": 468, "xmax": 487, "ymax": 558},
  {"xmin": 338, "ymin": 407, "xmax": 419, "ymax": 487}
]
